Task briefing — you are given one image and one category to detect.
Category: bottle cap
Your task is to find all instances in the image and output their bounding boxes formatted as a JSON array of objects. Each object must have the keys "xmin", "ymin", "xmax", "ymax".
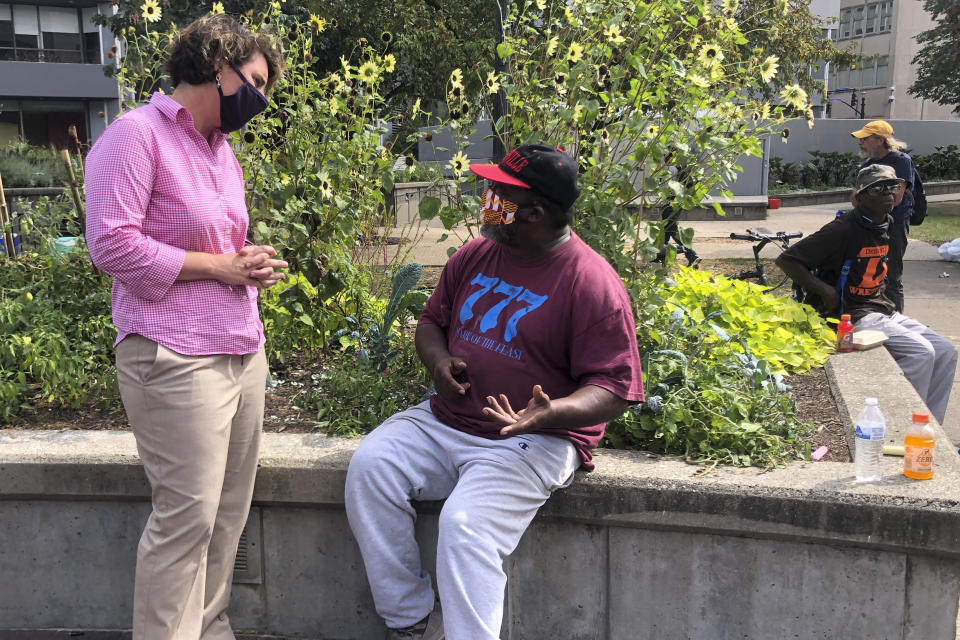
[
  {"xmin": 912, "ymin": 410, "xmax": 931, "ymax": 423},
  {"xmin": 841, "ymin": 314, "xmax": 851, "ymax": 321},
  {"xmin": 865, "ymin": 397, "xmax": 878, "ymax": 406}
]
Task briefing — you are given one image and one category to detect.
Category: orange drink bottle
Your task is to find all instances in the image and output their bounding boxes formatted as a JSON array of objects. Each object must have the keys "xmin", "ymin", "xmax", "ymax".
[{"xmin": 904, "ymin": 411, "xmax": 935, "ymax": 480}]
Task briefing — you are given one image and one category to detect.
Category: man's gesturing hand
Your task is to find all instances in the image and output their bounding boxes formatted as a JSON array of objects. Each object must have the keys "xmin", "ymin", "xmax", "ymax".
[
  {"xmin": 483, "ymin": 385, "xmax": 552, "ymax": 436},
  {"xmin": 433, "ymin": 357, "xmax": 470, "ymax": 401}
]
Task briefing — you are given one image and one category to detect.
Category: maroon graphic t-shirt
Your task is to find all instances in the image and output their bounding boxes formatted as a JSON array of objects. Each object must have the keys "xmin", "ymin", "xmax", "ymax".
[{"xmin": 418, "ymin": 232, "xmax": 644, "ymax": 470}]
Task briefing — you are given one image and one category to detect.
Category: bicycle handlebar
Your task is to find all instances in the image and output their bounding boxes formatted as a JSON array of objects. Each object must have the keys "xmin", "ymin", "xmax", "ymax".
[{"xmin": 729, "ymin": 230, "xmax": 803, "ymax": 242}]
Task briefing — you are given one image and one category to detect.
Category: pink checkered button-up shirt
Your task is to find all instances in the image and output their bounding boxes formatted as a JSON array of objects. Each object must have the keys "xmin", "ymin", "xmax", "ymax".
[{"xmin": 85, "ymin": 92, "xmax": 264, "ymax": 355}]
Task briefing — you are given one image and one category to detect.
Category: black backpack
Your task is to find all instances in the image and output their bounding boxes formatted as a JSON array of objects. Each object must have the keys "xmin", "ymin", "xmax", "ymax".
[
  {"xmin": 792, "ymin": 211, "xmax": 864, "ymax": 317},
  {"xmin": 910, "ymin": 168, "xmax": 928, "ymax": 226}
]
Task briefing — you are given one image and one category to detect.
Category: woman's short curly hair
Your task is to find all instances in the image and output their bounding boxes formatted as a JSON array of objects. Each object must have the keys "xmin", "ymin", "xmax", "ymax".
[{"xmin": 165, "ymin": 14, "xmax": 284, "ymax": 93}]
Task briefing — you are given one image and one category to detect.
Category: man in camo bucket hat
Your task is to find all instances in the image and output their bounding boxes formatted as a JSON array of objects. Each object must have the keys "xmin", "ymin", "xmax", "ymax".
[{"xmin": 776, "ymin": 163, "xmax": 956, "ymax": 427}]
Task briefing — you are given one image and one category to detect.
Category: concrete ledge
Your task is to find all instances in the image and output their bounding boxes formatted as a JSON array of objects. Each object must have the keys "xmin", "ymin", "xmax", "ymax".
[
  {"xmin": 778, "ymin": 180, "xmax": 960, "ymax": 207},
  {"xmin": 2, "ymin": 348, "xmax": 960, "ymax": 638}
]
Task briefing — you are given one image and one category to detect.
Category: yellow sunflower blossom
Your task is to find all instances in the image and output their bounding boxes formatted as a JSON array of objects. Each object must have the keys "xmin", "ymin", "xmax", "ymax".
[
  {"xmin": 449, "ymin": 151, "xmax": 469, "ymax": 176},
  {"xmin": 758, "ymin": 55, "xmax": 779, "ymax": 83},
  {"xmin": 358, "ymin": 60, "xmax": 379, "ymax": 84},
  {"xmin": 211, "ymin": 2, "xmax": 224, "ymax": 14},
  {"xmin": 545, "ymin": 36, "xmax": 559, "ymax": 58},
  {"xmin": 780, "ymin": 83, "xmax": 808, "ymax": 109},
  {"xmin": 279, "ymin": 173, "xmax": 291, "ymax": 186},
  {"xmin": 383, "ymin": 53, "xmax": 396, "ymax": 73},
  {"xmin": 689, "ymin": 73, "xmax": 710, "ymax": 88},
  {"xmin": 449, "ymin": 68, "xmax": 464, "ymax": 88},
  {"xmin": 318, "ymin": 173, "xmax": 333, "ymax": 199},
  {"xmin": 721, "ymin": 0, "xmax": 739, "ymax": 14},
  {"xmin": 643, "ymin": 124, "xmax": 659, "ymax": 139},
  {"xmin": 564, "ymin": 7, "xmax": 576, "ymax": 23},
  {"xmin": 485, "ymin": 71, "xmax": 500, "ymax": 94},
  {"xmin": 141, "ymin": 0, "xmax": 161, "ymax": 23},
  {"xmin": 535, "ymin": 0, "xmax": 546, "ymax": 9},
  {"xmin": 604, "ymin": 24, "xmax": 626, "ymax": 45},
  {"xmin": 340, "ymin": 56, "xmax": 352, "ymax": 78},
  {"xmin": 553, "ymin": 71, "xmax": 568, "ymax": 96},
  {"xmin": 412, "ymin": 98, "xmax": 421, "ymax": 117},
  {"xmin": 760, "ymin": 103, "xmax": 771, "ymax": 120},
  {"xmin": 698, "ymin": 43, "xmax": 723, "ymax": 66},
  {"xmin": 309, "ymin": 14, "xmax": 326, "ymax": 33},
  {"xmin": 566, "ymin": 41, "xmax": 584, "ymax": 64}
]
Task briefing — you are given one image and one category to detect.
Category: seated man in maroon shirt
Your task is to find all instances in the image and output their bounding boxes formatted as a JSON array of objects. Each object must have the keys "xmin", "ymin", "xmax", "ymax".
[{"xmin": 344, "ymin": 144, "xmax": 644, "ymax": 640}]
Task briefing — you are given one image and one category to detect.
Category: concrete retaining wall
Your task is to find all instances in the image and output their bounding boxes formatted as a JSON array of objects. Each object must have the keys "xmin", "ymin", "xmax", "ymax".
[{"xmin": 3, "ymin": 348, "xmax": 960, "ymax": 639}]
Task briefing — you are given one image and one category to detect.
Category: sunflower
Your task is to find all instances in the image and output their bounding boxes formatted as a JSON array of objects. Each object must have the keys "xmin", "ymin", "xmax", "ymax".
[
  {"xmin": 599, "ymin": 128, "xmax": 611, "ymax": 145},
  {"xmin": 545, "ymin": 36, "xmax": 559, "ymax": 58},
  {"xmin": 689, "ymin": 73, "xmax": 710, "ymax": 88},
  {"xmin": 760, "ymin": 103, "xmax": 771, "ymax": 120},
  {"xmin": 535, "ymin": 0, "xmax": 546, "ymax": 9},
  {"xmin": 485, "ymin": 71, "xmax": 500, "ymax": 94},
  {"xmin": 758, "ymin": 55, "xmax": 779, "ymax": 83},
  {"xmin": 318, "ymin": 173, "xmax": 333, "ymax": 199},
  {"xmin": 309, "ymin": 14, "xmax": 326, "ymax": 32},
  {"xmin": 243, "ymin": 131, "xmax": 255, "ymax": 144},
  {"xmin": 780, "ymin": 83, "xmax": 808, "ymax": 109},
  {"xmin": 459, "ymin": 102, "xmax": 472, "ymax": 118},
  {"xmin": 698, "ymin": 43, "xmax": 723, "ymax": 66},
  {"xmin": 449, "ymin": 85, "xmax": 463, "ymax": 100},
  {"xmin": 781, "ymin": 127, "xmax": 791, "ymax": 143},
  {"xmin": 717, "ymin": 102, "xmax": 739, "ymax": 119},
  {"xmin": 404, "ymin": 156, "xmax": 415, "ymax": 171},
  {"xmin": 279, "ymin": 173, "xmax": 291, "ymax": 186},
  {"xmin": 564, "ymin": 6, "xmax": 575, "ymax": 23},
  {"xmin": 358, "ymin": 60, "xmax": 379, "ymax": 84},
  {"xmin": 339, "ymin": 55, "xmax": 352, "ymax": 78},
  {"xmin": 572, "ymin": 104, "xmax": 584, "ymax": 122},
  {"xmin": 211, "ymin": 1, "xmax": 224, "ymax": 14},
  {"xmin": 412, "ymin": 98, "xmax": 421, "ymax": 117},
  {"xmin": 141, "ymin": 0, "xmax": 161, "ymax": 23},
  {"xmin": 382, "ymin": 53, "xmax": 396, "ymax": 73},
  {"xmin": 604, "ymin": 24, "xmax": 626, "ymax": 45},
  {"xmin": 449, "ymin": 68, "xmax": 464, "ymax": 88},
  {"xmin": 553, "ymin": 71, "xmax": 568, "ymax": 93},
  {"xmin": 380, "ymin": 30, "xmax": 393, "ymax": 44},
  {"xmin": 643, "ymin": 124, "xmax": 659, "ymax": 139},
  {"xmin": 721, "ymin": 0, "xmax": 739, "ymax": 15},
  {"xmin": 566, "ymin": 41, "xmax": 584, "ymax": 65},
  {"xmin": 449, "ymin": 151, "xmax": 469, "ymax": 176}
]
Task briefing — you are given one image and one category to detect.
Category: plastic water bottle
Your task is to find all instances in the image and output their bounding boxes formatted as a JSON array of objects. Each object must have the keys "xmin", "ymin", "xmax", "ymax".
[
  {"xmin": 904, "ymin": 410, "xmax": 935, "ymax": 480},
  {"xmin": 854, "ymin": 397, "xmax": 885, "ymax": 482}
]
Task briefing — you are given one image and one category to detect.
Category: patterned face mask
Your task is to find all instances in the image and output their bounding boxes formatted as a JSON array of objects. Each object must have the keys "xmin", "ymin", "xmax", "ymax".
[{"xmin": 478, "ymin": 188, "xmax": 519, "ymax": 225}]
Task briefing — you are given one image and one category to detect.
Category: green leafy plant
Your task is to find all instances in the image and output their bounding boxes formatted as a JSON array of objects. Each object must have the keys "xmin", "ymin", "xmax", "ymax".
[
  {"xmin": 334, "ymin": 262, "xmax": 427, "ymax": 371},
  {"xmin": 0, "ymin": 143, "xmax": 66, "ymax": 188},
  {"xmin": 0, "ymin": 197, "xmax": 117, "ymax": 419},
  {"xmin": 304, "ymin": 339, "xmax": 430, "ymax": 437}
]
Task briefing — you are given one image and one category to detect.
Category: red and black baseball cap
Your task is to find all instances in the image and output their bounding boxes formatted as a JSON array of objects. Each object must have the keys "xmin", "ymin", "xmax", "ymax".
[{"xmin": 469, "ymin": 144, "xmax": 580, "ymax": 212}]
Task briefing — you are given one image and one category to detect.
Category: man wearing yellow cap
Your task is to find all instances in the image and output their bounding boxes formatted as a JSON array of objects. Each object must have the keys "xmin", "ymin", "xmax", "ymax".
[{"xmin": 851, "ymin": 119, "xmax": 915, "ymax": 312}]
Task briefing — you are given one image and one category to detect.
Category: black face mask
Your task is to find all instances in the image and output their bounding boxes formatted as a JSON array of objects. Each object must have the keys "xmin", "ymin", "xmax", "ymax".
[{"xmin": 216, "ymin": 64, "xmax": 268, "ymax": 133}]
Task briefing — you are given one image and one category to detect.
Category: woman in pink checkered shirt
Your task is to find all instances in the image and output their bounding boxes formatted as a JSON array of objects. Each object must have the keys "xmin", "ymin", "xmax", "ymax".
[{"xmin": 85, "ymin": 15, "xmax": 286, "ymax": 640}]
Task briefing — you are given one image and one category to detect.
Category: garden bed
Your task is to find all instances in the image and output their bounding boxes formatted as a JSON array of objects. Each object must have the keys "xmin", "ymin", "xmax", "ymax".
[{"xmin": 0, "ymin": 352, "xmax": 851, "ymax": 463}]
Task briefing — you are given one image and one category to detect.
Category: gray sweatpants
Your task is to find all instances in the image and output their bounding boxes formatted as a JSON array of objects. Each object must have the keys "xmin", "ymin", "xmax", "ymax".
[
  {"xmin": 344, "ymin": 401, "xmax": 578, "ymax": 640},
  {"xmin": 856, "ymin": 312, "xmax": 957, "ymax": 425}
]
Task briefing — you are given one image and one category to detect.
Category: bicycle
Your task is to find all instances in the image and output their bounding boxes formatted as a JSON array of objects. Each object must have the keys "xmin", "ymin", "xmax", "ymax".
[{"xmin": 727, "ymin": 227, "xmax": 803, "ymax": 292}]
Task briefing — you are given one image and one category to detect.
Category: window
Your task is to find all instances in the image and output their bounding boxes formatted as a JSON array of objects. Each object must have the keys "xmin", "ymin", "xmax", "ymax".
[
  {"xmin": 875, "ymin": 55, "xmax": 888, "ymax": 86},
  {"xmin": 853, "ymin": 5, "xmax": 865, "ymax": 35},
  {"xmin": 879, "ymin": 1, "xmax": 893, "ymax": 32},
  {"xmin": 0, "ymin": 4, "xmax": 100, "ymax": 63},
  {"xmin": 838, "ymin": 67, "xmax": 850, "ymax": 88},
  {"xmin": 865, "ymin": 3, "xmax": 877, "ymax": 34},
  {"xmin": 12, "ymin": 4, "xmax": 39, "ymax": 60},
  {"xmin": 40, "ymin": 6, "xmax": 81, "ymax": 62},
  {"xmin": 838, "ymin": 8, "xmax": 852, "ymax": 39},
  {"xmin": 81, "ymin": 6, "xmax": 100, "ymax": 64}
]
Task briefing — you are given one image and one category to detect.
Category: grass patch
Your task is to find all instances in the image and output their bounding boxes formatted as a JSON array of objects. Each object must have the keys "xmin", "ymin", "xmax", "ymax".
[{"xmin": 909, "ymin": 201, "xmax": 960, "ymax": 247}]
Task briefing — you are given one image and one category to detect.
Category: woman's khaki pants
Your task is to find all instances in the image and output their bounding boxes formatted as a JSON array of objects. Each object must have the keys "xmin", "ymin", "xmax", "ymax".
[{"xmin": 116, "ymin": 335, "xmax": 266, "ymax": 640}]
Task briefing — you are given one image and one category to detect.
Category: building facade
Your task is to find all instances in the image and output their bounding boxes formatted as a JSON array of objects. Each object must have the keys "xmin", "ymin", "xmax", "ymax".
[
  {"xmin": 827, "ymin": 0, "xmax": 959, "ymax": 121},
  {"xmin": 0, "ymin": 0, "xmax": 120, "ymax": 149}
]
